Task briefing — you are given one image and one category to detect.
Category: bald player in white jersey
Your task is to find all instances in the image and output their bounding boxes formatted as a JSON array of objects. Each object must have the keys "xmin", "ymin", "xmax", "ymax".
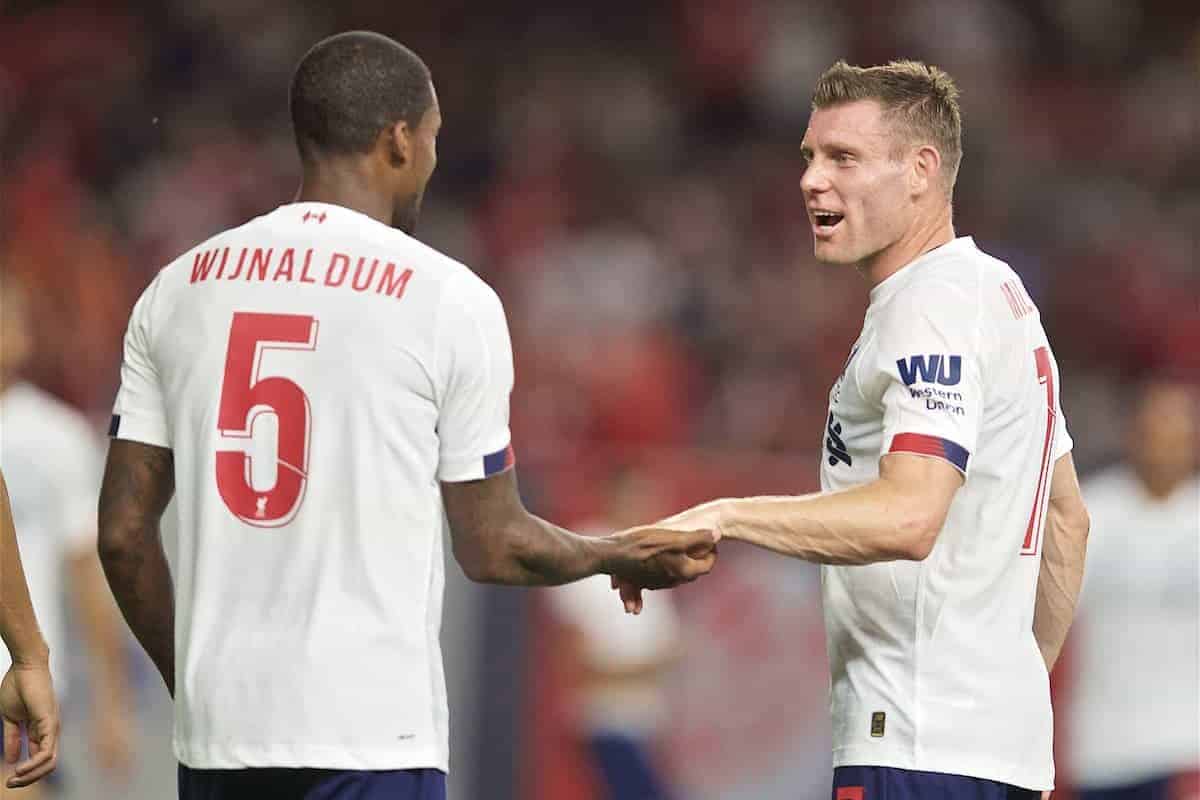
[
  {"xmin": 97, "ymin": 32, "xmax": 715, "ymax": 800},
  {"xmin": 616, "ymin": 61, "xmax": 1091, "ymax": 800}
]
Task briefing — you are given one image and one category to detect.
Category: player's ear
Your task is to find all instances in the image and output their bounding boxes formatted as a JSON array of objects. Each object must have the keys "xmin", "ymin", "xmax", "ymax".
[
  {"xmin": 911, "ymin": 144, "xmax": 942, "ymax": 197},
  {"xmin": 386, "ymin": 120, "xmax": 412, "ymax": 168}
]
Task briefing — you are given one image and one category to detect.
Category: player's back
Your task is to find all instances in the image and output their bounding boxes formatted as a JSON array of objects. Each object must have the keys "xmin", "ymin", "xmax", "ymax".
[
  {"xmin": 819, "ymin": 238, "xmax": 1072, "ymax": 790},
  {"xmin": 113, "ymin": 202, "xmax": 504, "ymax": 770}
]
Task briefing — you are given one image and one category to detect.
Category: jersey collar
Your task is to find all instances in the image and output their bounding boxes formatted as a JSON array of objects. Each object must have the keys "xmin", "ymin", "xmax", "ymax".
[{"xmin": 868, "ymin": 236, "xmax": 976, "ymax": 308}]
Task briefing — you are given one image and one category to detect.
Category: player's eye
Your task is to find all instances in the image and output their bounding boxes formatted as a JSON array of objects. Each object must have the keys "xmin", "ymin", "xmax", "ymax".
[{"xmin": 834, "ymin": 152, "xmax": 855, "ymax": 164}]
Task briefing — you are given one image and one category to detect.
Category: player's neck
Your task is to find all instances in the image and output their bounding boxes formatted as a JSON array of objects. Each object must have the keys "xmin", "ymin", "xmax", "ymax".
[
  {"xmin": 860, "ymin": 207, "xmax": 955, "ymax": 289},
  {"xmin": 295, "ymin": 164, "xmax": 393, "ymax": 228}
]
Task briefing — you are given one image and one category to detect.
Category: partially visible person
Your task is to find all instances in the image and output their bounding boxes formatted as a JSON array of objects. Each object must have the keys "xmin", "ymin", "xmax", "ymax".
[
  {"xmin": 547, "ymin": 468, "xmax": 684, "ymax": 800},
  {"xmin": 615, "ymin": 60, "xmax": 1092, "ymax": 799},
  {"xmin": 0, "ymin": 277, "xmax": 135, "ymax": 798},
  {"xmin": 97, "ymin": 32, "xmax": 715, "ymax": 800},
  {"xmin": 0, "ymin": 466, "xmax": 61, "ymax": 789},
  {"xmin": 1067, "ymin": 380, "xmax": 1199, "ymax": 800}
]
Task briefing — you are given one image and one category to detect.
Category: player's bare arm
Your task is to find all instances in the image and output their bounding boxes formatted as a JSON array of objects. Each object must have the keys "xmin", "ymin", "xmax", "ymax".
[
  {"xmin": 0, "ymin": 471, "xmax": 48, "ymax": 671},
  {"xmin": 0, "ymin": 469, "xmax": 60, "ymax": 788},
  {"xmin": 637, "ymin": 452, "xmax": 962, "ymax": 564},
  {"xmin": 97, "ymin": 439, "xmax": 176, "ymax": 696},
  {"xmin": 1032, "ymin": 453, "xmax": 1089, "ymax": 672},
  {"xmin": 441, "ymin": 468, "xmax": 717, "ymax": 588}
]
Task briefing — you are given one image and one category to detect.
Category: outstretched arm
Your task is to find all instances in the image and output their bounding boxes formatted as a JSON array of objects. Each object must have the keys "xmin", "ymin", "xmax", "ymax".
[
  {"xmin": 649, "ymin": 453, "xmax": 963, "ymax": 564},
  {"xmin": 97, "ymin": 439, "xmax": 176, "ymax": 696},
  {"xmin": 442, "ymin": 469, "xmax": 716, "ymax": 587},
  {"xmin": 612, "ymin": 454, "xmax": 960, "ymax": 612},
  {"xmin": 1033, "ymin": 453, "xmax": 1089, "ymax": 672}
]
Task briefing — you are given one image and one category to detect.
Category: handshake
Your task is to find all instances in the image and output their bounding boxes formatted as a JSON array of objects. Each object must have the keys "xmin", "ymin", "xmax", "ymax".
[{"xmin": 597, "ymin": 499, "xmax": 727, "ymax": 615}]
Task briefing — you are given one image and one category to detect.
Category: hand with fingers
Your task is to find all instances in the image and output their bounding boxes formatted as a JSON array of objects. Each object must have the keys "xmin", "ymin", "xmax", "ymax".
[
  {"xmin": 0, "ymin": 661, "xmax": 60, "ymax": 788},
  {"xmin": 606, "ymin": 499, "xmax": 731, "ymax": 613},
  {"xmin": 605, "ymin": 523, "xmax": 726, "ymax": 614},
  {"xmin": 599, "ymin": 526, "xmax": 719, "ymax": 606}
]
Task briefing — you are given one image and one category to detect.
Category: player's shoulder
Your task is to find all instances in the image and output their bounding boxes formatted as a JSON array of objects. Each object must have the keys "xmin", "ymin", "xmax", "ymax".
[
  {"xmin": 912, "ymin": 236, "xmax": 1012, "ymax": 289},
  {"xmin": 155, "ymin": 212, "xmax": 270, "ymax": 285},
  {"xmin": 893, "ymin": 237, "xmax": 1031, "ymax": 324}
]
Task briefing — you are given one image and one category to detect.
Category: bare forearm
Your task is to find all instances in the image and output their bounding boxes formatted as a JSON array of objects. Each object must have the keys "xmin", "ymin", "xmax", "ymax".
[
  {"xmin": 721, "ymin": 483, "xmax": 936, "ymax": 564},
  {"xmin": 98, "ymin": 530, "xmax": 174, "ymax": 695},
  {"xmin": 1033, "ymin": 503, "xmax": 1088, "ymax": 671},
  {"xmin": 467, "ymin": 512, "xmax": 605, "ymax": 586},
  {"xmin": 0, "ymin": 473, "xmax": 48, "ymax": 665}
]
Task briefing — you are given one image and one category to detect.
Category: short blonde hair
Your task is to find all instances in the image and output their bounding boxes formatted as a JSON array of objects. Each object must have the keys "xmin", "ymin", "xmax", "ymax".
[{"xmin": 813, "ymin": 60, "xmax": 963, "ymax": 192}]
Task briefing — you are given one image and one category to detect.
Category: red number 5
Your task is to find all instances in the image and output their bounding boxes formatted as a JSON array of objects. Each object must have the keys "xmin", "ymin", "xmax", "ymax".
[
  {"xmin": 1021, "ymin": 346, "xmax": 1057, "ymax": 556},
  {"xmin": 216, "ymin": 312, "xmax": 318, "ymax": 527}
]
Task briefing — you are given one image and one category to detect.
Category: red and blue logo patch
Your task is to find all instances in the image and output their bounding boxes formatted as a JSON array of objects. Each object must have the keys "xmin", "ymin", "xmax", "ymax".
[
  {"xmin": 483, "ymin": 444, "xmax": 516, "ymax": 476},
  {"xmin": 889, "ymin": 432, "xmax": 969, "ymax": 473}
]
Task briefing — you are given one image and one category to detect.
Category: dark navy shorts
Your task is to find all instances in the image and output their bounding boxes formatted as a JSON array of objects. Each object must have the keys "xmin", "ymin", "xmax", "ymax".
[
  {"xmin": 833, "ymin": 766, "xmax": 1040, "ymax": 800},
  {"xmin": 178, "ymin": 765, "xmax": 446, "ymax": 800}
]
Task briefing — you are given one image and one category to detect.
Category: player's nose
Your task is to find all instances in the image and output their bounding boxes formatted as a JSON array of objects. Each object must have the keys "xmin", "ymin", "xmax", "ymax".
[{"xmin": 800, "ymin": 162, "xmax": 830, "ymax": 196}]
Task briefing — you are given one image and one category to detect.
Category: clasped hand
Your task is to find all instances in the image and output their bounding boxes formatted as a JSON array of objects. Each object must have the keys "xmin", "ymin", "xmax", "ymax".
[{"xmin": 606, "ymin": 499, "xmax": 729, "ymax": 614}]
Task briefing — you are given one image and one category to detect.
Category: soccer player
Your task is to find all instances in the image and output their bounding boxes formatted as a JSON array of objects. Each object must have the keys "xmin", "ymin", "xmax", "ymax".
[
  {"xmin": 0, "ymin": 277, "xmax": 134, "ymax": 797},
  {"xmin": 616, "ymin": 60, "xmax": 1091, "ymax": 799},
  {"xmin": 97, "ymin": 31, "xmax": 715, "ymax": 800},
  {"xmin": 1, "ymin": 468, "xmax": 61, "ymax": 789},
  {"xmin": 1067, "ymin": 380, "xmax": 1198, "ymax": 800}
]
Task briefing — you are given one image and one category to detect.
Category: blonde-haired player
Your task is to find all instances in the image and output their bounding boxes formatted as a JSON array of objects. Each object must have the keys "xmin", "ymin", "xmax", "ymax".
[{"xmin": 619, "ymin": 60, "xmax": 1091, "ymax": 800}]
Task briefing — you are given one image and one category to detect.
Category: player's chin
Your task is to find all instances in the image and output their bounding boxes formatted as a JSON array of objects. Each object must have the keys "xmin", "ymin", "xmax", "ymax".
[{"xmin": 811, "ymin": 241, "xmax": 856, "ymax": 266}]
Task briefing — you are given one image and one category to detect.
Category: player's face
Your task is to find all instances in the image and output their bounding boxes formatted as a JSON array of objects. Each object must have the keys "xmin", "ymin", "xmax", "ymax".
[
  {"xmin": 799, "ymin": 100, "xmax": 917, "ymax": 267},
  {"xmin": 392, "ymin": 85, "xmax": 441, "ymax": 234}
]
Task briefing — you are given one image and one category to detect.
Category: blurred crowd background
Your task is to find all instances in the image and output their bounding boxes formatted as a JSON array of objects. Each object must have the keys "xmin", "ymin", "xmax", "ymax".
[{"xmin": 0, "ymin": 0, "xmax": 1196, "ymax": 799}]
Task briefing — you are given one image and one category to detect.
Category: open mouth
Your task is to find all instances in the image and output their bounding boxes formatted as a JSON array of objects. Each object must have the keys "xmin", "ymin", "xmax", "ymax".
[{"xmin": 813, "ymin": 212, "xmax": 844, "ymax": 231}]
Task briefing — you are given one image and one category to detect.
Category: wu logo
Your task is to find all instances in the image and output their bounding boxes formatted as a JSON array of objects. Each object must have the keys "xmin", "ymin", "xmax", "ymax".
[
  {"xmin": 301, "ymin": 211, "xmax": 327, "ymax": 223},
  {"xmin": 896, "ymin": 354, "xmax": 961, "ymax": 387},
  {"xmin": 826, "ymin": 413, "xmax": 851, "ymax": 467}
]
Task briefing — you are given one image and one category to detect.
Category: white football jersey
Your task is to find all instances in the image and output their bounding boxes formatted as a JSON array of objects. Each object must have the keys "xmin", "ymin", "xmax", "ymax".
[
  {"xmin": 0, "ymin": 382, "xmax": 104, "ymax": 696},
  {"xmin": 819, "ymin": 237, "xmax": 1072, "ymax": 790},
  {"xmin": 1068, "ymin": 468, "xmax": 1199, "ymax": 788},
  {"xmin": 111, "ymin": 202, "xmax": 515, "ymax": 771}
]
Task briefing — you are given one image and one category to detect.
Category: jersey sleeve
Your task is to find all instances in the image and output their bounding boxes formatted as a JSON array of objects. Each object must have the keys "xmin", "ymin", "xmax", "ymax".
[
  {"xmin": 871, "ymin": 282, "xmax": 983, "ymax": 476},
  {"xmin": 110, "ymin": 277, "xmax": 171, "ymax": 448},
  {"xmin": 434, "ymin": 275, "xmax": 515, "ymax": 482},
  {"xmin": 1050, "ymin": 354, "xmax": 1073, "ymax": 461}
]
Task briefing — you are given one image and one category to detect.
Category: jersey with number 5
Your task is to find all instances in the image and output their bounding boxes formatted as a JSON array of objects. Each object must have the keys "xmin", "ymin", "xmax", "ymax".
[
  {"xmin": 817, "ymin": 237, "xmax": 1072, "ymax": 791},
  {"xmin": 111, "ymin": 202, "xmax": 515, "ymax": 772}
]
